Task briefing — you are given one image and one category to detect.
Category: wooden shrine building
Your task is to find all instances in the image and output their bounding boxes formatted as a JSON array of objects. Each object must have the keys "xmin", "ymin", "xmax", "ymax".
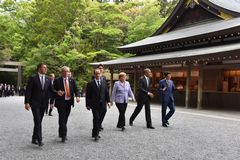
[{"xmin": 91, "ymin": 0, "xmax": 240, "ymax": 109}]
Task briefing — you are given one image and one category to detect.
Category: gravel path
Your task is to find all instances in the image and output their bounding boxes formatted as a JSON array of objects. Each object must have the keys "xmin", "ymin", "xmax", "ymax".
[{"xmin": 0, "ymin": 97, "xmax": 240, "ymax": 160}]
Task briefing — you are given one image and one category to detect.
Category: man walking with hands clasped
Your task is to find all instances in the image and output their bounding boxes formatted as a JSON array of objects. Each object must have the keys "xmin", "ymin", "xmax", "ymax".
[{"xmin": 53, "ymin": 66, "xmax": 80, "ymax": 142}]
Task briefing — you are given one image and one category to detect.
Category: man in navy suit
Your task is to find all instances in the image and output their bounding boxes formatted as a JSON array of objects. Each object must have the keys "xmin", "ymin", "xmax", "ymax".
[
  {"xmin": 86, "ymin": 68, "xmax": 110, "ymax": 141},
  {"xmin": 159, "ymin": 72, "xmax": 175, "ymax": 127},
  {"xmin": 25, "ymin": 63, "xmax": 53, "ymax": 146},
  {"xmin": 53, "ymin": 66, "xmax": 80, "ymax": 142}
]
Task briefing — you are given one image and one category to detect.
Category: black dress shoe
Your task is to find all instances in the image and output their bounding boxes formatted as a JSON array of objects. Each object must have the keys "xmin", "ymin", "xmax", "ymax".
[
  {"xmin": 59, "ymin": 135, "xmax": 68, "ymax": 140},
  {"xmin": 31, "ymin": 139, "xmax": 38, "ymax": 145},
  {"xmin": 121, "ymin": 127, "xmax": 125, "ymax": 131},
  {"xmin": 38, "ymin": 141, "xmax": 44, "ymax": 147},
  {"xmin": 162, "ymin": 123, "xmax": 168, "ymax": 127},
  {"xmin": 94, "ymin": 136, "xmax": 100, "ymax": 142},
  {"xmin": 147, "ymin": 126, "xmax": 155, "ymax": 129},
  {"xmin": 61, "ymin": 137, "xmax": 66, "ymax": 143},
  {"xmin": 99, "ymin": 127, "xmax": 104, "ymax": 131},
  {"xmin": 48, "ymin": 114, "xmax": 52, "ymax": 116},
  {"xmin": 166, "ymin": 121, "xmax": 169, "ymax": 125},
  {"xmin": 129, "ymin": 121, "xmax": 133, "ymax": 126}
]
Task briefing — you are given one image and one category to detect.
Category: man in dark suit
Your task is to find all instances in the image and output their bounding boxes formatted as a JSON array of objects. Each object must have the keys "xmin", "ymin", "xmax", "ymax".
[
  {"xmin": 86, "ymin": 68, "xmax": 110, "ymax": 141},
  {"xmin": 53, "ymin": 66, "xmax": 80, "ymax": 142},
  {"xmin": 96, "ymin": 64, "xmax": 109, "ymax": 131},
  {"xmin": 129, "ymin": 68, "xmax": 155, "ymax": 129},
  {"xmin": 159, "ymin": 72, "xmax": 175, "ymax": 127},
  {"xmin": 24, "ymin": 63, "xmax": 53, "ymax": 146},
  {"xmin": 45, "ymin": 73, "xmax": 55, "ymax": 116}
]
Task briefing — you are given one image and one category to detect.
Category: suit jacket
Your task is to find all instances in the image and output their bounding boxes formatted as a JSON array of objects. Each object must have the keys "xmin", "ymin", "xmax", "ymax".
[
  {"xmin": 24, "ymin": 74, "xmax": 52, "ymax": 108},
  {"xmin": 86, "ymin": 79, "xmax": 110, "ymax": 109},
  {"xmin": 111, "ymin": 81, "xmax": 134, "ymax": 103},
  {"xmin": 91, "ymin": 75, "xmax": 109, "ymax": 88},
  {"xmin": 137, "ymin": 76, "xmax": 151, "ymax": 101},
  {"xmin": 159, "ymin": 79, "xmax": 175, "ymax": 103},
  {"xmin": 53, "ymin": 77, "xmax": 80, "ymax": 107}
]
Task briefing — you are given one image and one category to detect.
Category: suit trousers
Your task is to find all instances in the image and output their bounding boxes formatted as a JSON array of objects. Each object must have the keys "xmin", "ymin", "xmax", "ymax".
[
  {"xmin": 130, "ymin": 97, "xmax": 152, "ymax": 127},
  {"xmin": 162, "ymin": 99, "xmax": 175, "ymax": 124},
  {"xmin": 99, "ymin": 105, "xmax": 106, "ymax": 127},
  {"xmin": 31, "ymin": 106, "xmax": 46, "ymax": 142},
  {"xmin": 57, "ymin": 100, "xmax": 71, "ymax": 138},
  {"xmin": 45, "ymin": 105, "xmax": 53, "ymax": 115},
  {"xmin": 91, "ymin": 103, "xmax": 104, "ymax": 137},
  {"xmin": 116, "ymin": 103, "xmax": 127, "ymax": 128}
]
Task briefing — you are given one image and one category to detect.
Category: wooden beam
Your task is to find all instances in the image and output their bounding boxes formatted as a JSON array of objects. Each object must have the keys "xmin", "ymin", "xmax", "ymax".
[
  {"xmin": 0, "ymin": 68, "xmax": 18, "ymax": 72},
  {"xmin": 1, "ymin": 61, "xmax": 24, "ymax": 66}
]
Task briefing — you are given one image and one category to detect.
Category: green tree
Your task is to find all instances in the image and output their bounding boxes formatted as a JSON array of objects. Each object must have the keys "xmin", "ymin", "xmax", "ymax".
[
  {"xmin": 0, "ymin": 0, "xmax": 176, "ymax": 88},
  {"xmin": 158, "ymin": 0, "xmax": 178, "ymax": 17},
  {"xmin": 83, "ymin": 3, "xmax": 130, "ymax": 53},
  {"xmin": 126, "ymin": 1, "xmax": 166, "ymax": 43}
]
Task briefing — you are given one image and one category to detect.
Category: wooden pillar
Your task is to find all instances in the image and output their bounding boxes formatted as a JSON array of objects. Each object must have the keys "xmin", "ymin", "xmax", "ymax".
[
  {"xmin": 185, "ymin": 64, "xmax": 191, "ymax": 108},
  {"xmin": 17, "ymin": 66, "xmax": 22, "ymax": 89},
  {"xmin": 197, "ymin": 65, "xmax": 203, "ymax": 109}
]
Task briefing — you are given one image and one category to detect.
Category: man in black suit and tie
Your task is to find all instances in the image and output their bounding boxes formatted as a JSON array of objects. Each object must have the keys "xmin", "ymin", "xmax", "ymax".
[
  {"xmin": 53, "ymin": 66, "xmax": 80, "ymax": 142},
  {"xmin": 45, "ymin": 73, "xmax": 55, "ymax": 116},
  {"xmin": 97, "ymin": 64, "xmax": 109, "ymax": 131},
  {"xmin": 24, "ymin": 63, "xmax": 53, "ymax": 146},
  {"xmin": 86, "ymin": 68, "xmax": 110, "ymax": 141},
  {"xmin": 129, "ymin": 68, "xmax": 155, "ymax": 129}
]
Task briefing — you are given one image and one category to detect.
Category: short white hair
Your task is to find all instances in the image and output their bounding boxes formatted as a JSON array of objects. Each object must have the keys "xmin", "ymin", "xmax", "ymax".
[{"xmin": 61, "ymin": 66, "xmax": 70, "ymax": 72}]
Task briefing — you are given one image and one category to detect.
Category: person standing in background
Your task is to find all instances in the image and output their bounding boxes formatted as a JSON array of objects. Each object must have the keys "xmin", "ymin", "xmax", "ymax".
[
  {"xmin": 111, "ymin": 72, "xmax": 135, "ymax": 131},
  {"xmin": 96, "ymin": 64, "xmax": 108, "ymax": 131},
  {"xmin": 0, "ymin": 83, "xmax": 3, "ymax": 97},
  {"xmin": 45, "ymin": 73, "xmax": 55, "ymax": 116}
]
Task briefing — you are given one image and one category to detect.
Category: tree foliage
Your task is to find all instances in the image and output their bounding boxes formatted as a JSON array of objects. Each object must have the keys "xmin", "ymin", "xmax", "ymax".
[{"xmin": 0, "ymin": 0, "xmax": 177, "ymax": 88}]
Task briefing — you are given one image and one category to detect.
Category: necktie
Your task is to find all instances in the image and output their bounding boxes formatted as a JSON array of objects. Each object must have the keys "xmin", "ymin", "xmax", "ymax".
[
  {"xmin": 167, "ymin": 80, "xmax": 170, "ymax": 88},
  {"xmin": 146, "ymin": 77, "xmax": 149, "ymax": 87},
  {"xmin": 97, "ymin": 80, "xmax": 100, "ymax": 88},
  {"xmin": 64, "ymin": 79, "xmax": 70, "ymax": 98}
]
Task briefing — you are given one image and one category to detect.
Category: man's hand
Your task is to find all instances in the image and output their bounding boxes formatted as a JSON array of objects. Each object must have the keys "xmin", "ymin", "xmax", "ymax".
[
  {"xmin": 148, "ymin": 92, "xmax": 154, "ymax": 98},
  {"xmin": 50, "ymin": 104, "xmax": 54, "ymax": 109},
  {"xmin": 162, "ymin": 87, "xmax": 167, "ymax": 91},
  {"xmin": 25, "ymin": 103, "xmax": 31, "ymax": 111},
  {"xmin": 76, "ymin": 97, "xmax": 80, "ymax": 103},
  {"xmin": 86, "ymin": 106, "xmax": 91, "ymax": 110},
  {"xmin": 107, "ymin": 102, "xmax": 111, "ymax": 108},
  {"xmin": 57, "ymin": 90, "xmax": 64, "ymax": 96}
]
